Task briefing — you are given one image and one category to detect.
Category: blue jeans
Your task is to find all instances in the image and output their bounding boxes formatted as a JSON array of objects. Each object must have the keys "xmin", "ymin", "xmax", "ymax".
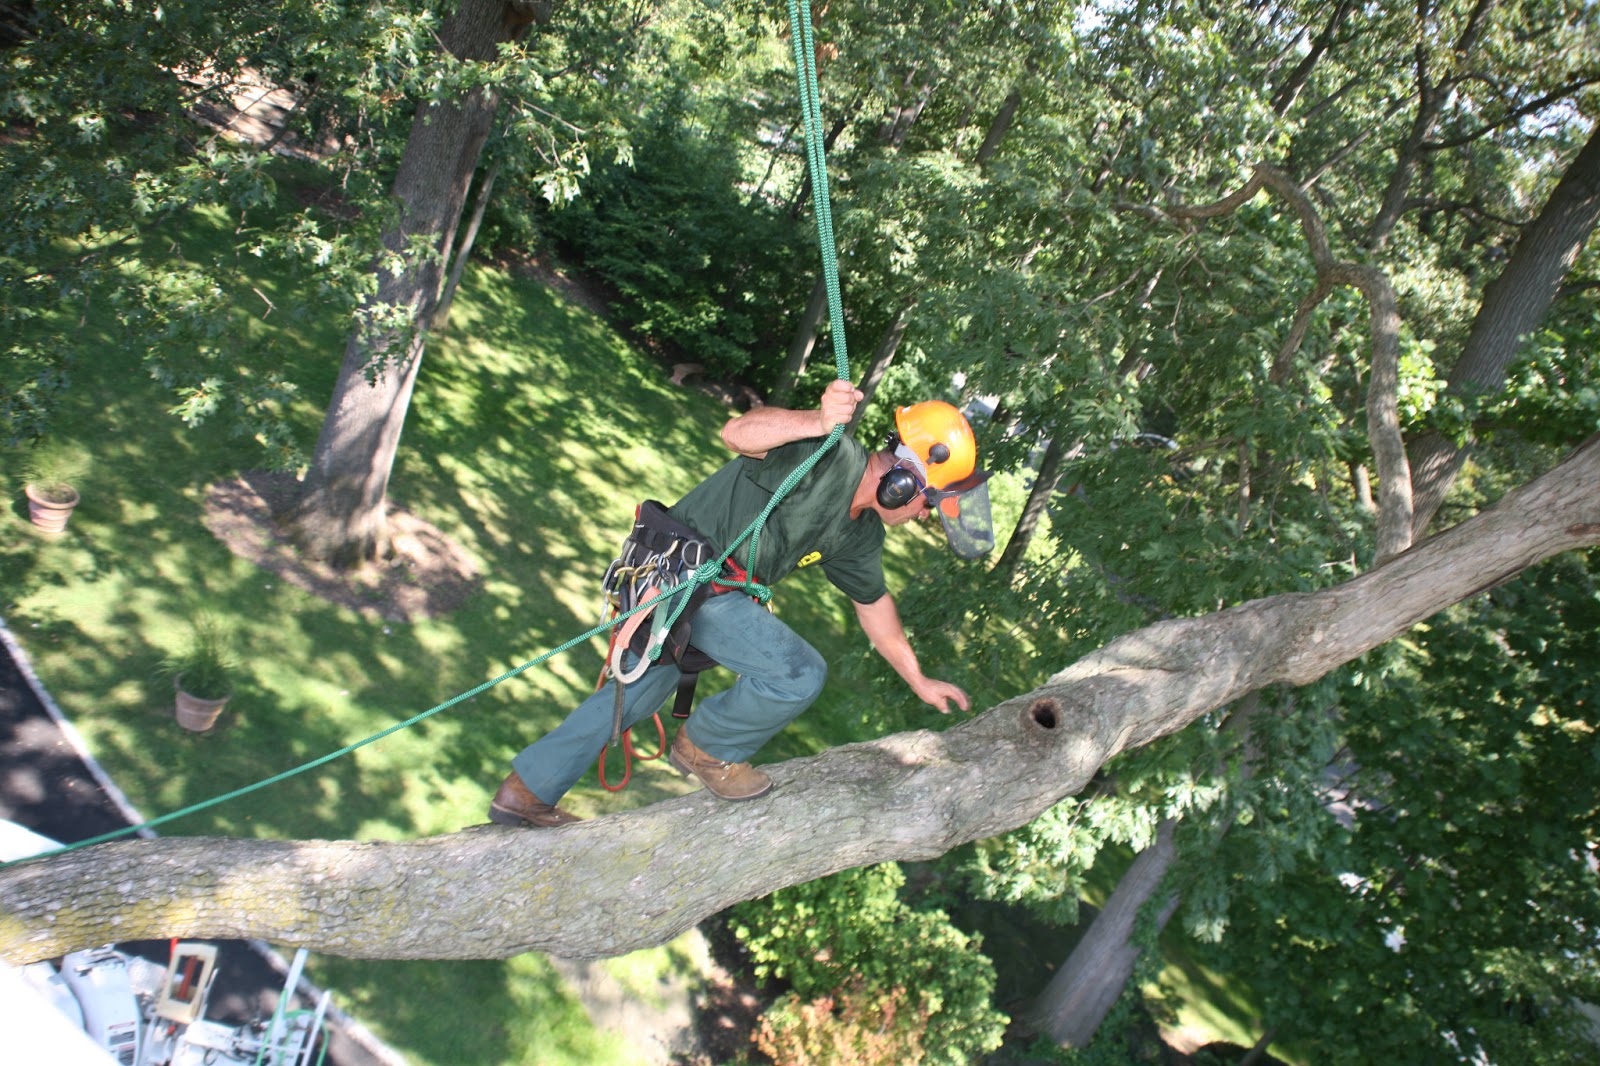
[{"xmin": 512, "ymin": 593, "xmax": 828, "ymax": 803}]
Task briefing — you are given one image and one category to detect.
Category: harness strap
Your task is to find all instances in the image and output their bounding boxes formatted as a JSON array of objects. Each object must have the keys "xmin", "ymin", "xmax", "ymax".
[
  {"xmin": 611, "ymin": 581, "xmax": 666, "ymax": 685},
  {"xmin": 595, "ymin": 502, "xmax": 776, "ymax": 789},
  {"xmin": 671, "ymin": 671, "xmax": 699, "ymax": 721}
]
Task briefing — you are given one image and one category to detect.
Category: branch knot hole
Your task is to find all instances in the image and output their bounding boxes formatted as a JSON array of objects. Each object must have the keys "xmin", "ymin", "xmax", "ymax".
[{"xmin": 1025, "ymin": 698, "xmax": 1061, "ymax": 732}]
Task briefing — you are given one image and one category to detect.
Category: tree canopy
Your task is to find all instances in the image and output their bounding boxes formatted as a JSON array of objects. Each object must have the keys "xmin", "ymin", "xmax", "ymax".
[{"xmin": 3, "ymin": 0, "xmax": 1598, "ymax": 1060}]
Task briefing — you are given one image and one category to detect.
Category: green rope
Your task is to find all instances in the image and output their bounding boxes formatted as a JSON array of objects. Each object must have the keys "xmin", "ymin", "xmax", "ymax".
[
  {"xmin": 786, "ymin": 0, "xmax": 850, "ymax": 376},
  {"xmin": 661, "ymin": 0, "xmax": 853, "ymax": 621},
  {"xmin": 2, "ymin": 1, "xmax": 854, "ymax": 869},
  {"xmin": 1, "ymin": 588, "xmax": 680, "ymax": 868}
]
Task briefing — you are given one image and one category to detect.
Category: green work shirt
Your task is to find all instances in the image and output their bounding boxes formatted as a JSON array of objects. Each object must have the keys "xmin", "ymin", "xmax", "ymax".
[{"xmin": 671, "ymin": 435, "xmax": 888, "ymax": 604}]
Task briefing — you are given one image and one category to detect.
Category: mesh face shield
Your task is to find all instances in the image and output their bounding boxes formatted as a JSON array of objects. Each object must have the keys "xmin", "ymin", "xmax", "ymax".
[
  {"xmin": 927, "ymin": 471, "xmax": 995, "ymax": 559},
  {"xmin": 893, "ymin": 444, "xmax": 994, "ymax": 558}
]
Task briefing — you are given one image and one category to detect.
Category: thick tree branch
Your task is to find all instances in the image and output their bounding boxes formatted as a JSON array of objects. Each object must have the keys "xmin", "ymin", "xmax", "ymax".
[
  {"xmin": 1166, "ymin": 165, "xmax": 1414, "ymax": 562},
  {"xmin": 1269, "ymin": 0, "xmax": 1355, "ymax": 117},
  {"xmin": 1408, "ymin": 122, "xmax": 1600, "ymax": 535},
  {"xmin": 3, "ymin": 437, "xmax": 1598, "ymax": 965}
]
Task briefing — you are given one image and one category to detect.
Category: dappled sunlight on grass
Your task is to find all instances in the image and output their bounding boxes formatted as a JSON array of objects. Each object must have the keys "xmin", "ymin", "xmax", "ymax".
[
  {"xmin": 1148, "ymin": 948, "xmax": 1305, "ymax": 1063},
  {"xmin": 308, "ymin": 953, "xmax": 640, "ymax": 1066},
  {"xmin": 4, "ymin": 234, "xmax": 755, "ymax": 1059}
]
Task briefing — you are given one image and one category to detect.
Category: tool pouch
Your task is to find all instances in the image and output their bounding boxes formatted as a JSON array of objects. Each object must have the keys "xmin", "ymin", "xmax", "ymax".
[{"xmin": 601, "ymin": 500, "xmax": 718, "ymax": 674}]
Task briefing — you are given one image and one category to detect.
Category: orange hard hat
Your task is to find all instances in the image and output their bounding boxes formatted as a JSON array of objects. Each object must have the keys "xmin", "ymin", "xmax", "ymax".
[{"xmin": 893, "ymin": 401, "xmax": 977, "ymax": 490}]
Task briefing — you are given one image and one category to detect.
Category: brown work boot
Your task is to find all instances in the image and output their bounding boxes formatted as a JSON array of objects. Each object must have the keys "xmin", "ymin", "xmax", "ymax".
[
  {"xmin": 669, "ymin": 731, "xmax": 773, "ymax": 801},
  {"xmin": 488, "ymin": 772, "xmax": 583, "ymax": 828}
]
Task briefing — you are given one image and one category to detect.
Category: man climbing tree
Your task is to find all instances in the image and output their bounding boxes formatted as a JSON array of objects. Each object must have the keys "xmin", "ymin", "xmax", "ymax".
[
  {"xmin": 489, "ymin": 379, "xmax": 997, "ymax": 826},
  {"xmin": 1, "ymin": 431, "xmax": 1597, "ymax": 966}
]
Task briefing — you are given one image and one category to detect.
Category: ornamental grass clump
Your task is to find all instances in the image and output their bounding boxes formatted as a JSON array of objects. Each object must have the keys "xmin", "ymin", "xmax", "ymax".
[
  {"xmin": 19, "ymin": 439, "xmax": 89, "ymax": 503},
  {"xmin": 162, "ymin": 616, "xmax": 238, "ymax": 701}
]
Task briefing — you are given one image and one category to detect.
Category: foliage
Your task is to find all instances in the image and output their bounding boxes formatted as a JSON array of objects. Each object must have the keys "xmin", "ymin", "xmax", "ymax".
[
  {"xmin": 1200, "ymin": 553, "xmax": 1600, "ymax": 1063},
  {"xmin": 1481, "ymin": 322, "xmax": 1600, "ymax": 447},
  {"xmin": 4, "ymin": 0, "xmax": 1598, "ymax": 1059},
  {"xmin": 0, "ymin": 0, "xmax": 641, "ymax": 459},
  {"xmin": 731, "ymin": 863, "xmax": 1007, "ymax": 1066},
  {"xmin": 753, "ymin": 979, "xmax": 927, "ymax": 1066},
  {"xmin": 160, "ymin": 614, "xmax": 238, "ymax": 701},
  {"xmin": 0, "ymin": 252, "xmax": 746, "ymax": 1064},
  {"xmin": 538, "ymin": 81, "xmax": 807, "ymax": 379},
  {"xmin": 0, "ymin": 0, "xmax": 400, "ymax": 453}
]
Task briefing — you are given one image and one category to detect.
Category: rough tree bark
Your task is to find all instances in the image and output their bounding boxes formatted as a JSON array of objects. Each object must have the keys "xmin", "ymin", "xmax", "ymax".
[
  {"xmin": 283, "ymin": 0, "xmax": 547, "ymax": 568},
  {"xmin": 3, "ymin": 435, "xmax": 1597, "ymax": 965},
  {"xmin": 1406, "ymin": 123, "xmax": 1600, "ymax": 536}
]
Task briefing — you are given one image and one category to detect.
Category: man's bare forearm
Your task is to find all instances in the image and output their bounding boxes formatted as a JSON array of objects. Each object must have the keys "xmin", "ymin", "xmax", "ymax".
[{"xmin": 722, "ymin": 380, "xmax": 862, "ymax": 458}]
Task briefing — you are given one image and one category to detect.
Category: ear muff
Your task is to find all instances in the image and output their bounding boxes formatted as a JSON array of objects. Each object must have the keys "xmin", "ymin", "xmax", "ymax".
[{"xmin": 876, "ymin": 464, "xmax": 922, "ymax": 510}]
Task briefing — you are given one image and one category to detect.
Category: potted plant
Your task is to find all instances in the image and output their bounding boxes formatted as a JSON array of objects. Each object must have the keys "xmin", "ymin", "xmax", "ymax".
[
  {"xmin": 20, "ymin": 440, "xmax": 88, "ymax": 534},
  {"xmin": 162, "ymin": 617, "xmax": 238, "ymax": 732}
]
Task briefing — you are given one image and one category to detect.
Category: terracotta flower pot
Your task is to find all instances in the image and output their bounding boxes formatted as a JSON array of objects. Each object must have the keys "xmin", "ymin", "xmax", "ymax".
[
  {"xmin": 24, "ymin": 483, "xmax": 80, "ymax": 534},
  {"xmin": 175, "ymin": 685, "xmax": 230, "ymax": 732}
]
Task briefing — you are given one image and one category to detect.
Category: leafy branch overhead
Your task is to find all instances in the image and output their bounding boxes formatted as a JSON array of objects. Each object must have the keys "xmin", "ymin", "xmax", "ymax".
[{"xmin": 1155, "ymin": 164, "xmax": 1414, "ymax": 563}]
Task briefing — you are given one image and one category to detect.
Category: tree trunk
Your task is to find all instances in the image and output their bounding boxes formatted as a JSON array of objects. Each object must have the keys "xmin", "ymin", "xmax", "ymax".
[
  {"xmin": 1029, "ymin": 818, "xmax": 1181, "ymax": 1045},
  {"xmin": 1366, "ymin": 80, "xmax": 1438, "ymax": 249},
  {"xmin": 847, "ymin": 301, "xmax": 912, "ymax": 432},
  {"xmin": 432, "ymin": 159, "xmax": 501, "ymax": 332},
  {"xmin": 1269, "ymin": 0, "xmax": 1354, "ymax": 117},
  {"xmin": 748, "ymin": 121, "xmax": 795, "ymax": 207},
  {"xmin": 976, "ymin": 88, "xmax": 1021, "ymax": 169},
  {"xmin": 787, "ymin": 112, "xmax": 852, "ymax": 219},
  {"xmin": 879, "ymin": 75, "xmax": 934, "ymax": 149},
  {"xmin": 1033, "ymin": 695, "xmax": 1267, "ymax": 1046},
  {"xmin": 996, "ymin": 433, "xmax": 1078, "ymax": 581},
  {"xmin": 4, "ymin": 435, "xmax": 1598, "ymax": 964},
  {"xmin": 773, "ymin": 276, "xmax": 830, "ymax": 405},
  {"xmin": 1169, "ymin": 164, "xmax": 1414, "ymax": 561},
  {"xmin": 284, "ymin": 0, "xmax": 528, "ymax": 568},
  {"xmin": 1239, "ymin": 1026, "xmax": 1280, "ymax": 1065},
  {"xmin": 1407, "ymin": 123, "xmax": 1600, "ymax": 535}
]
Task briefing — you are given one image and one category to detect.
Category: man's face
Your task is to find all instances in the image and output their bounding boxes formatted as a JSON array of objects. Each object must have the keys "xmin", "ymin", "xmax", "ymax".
[{"xmin": 883, "ymin": 491, "xmax": 930, "ymax": 525}]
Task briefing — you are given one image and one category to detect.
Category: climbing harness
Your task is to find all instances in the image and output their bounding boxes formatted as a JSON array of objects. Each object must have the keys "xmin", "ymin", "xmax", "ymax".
[
  {"xmin": 594, "ymin": 501, "xmax": 726, "ymax": 791},
  {"xmin": 0, "ymin": 0, "xmax": 858, "ymax": 868},
  {"xmin": 601, "ymin": 501, "xmax": 719, "ymax": 684}
]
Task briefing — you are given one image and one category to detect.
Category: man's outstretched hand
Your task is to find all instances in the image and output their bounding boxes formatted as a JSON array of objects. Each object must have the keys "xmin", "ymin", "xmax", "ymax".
[{"xmin": 913, "ymin": 676, "xmax": 972, "ymax": 715}]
